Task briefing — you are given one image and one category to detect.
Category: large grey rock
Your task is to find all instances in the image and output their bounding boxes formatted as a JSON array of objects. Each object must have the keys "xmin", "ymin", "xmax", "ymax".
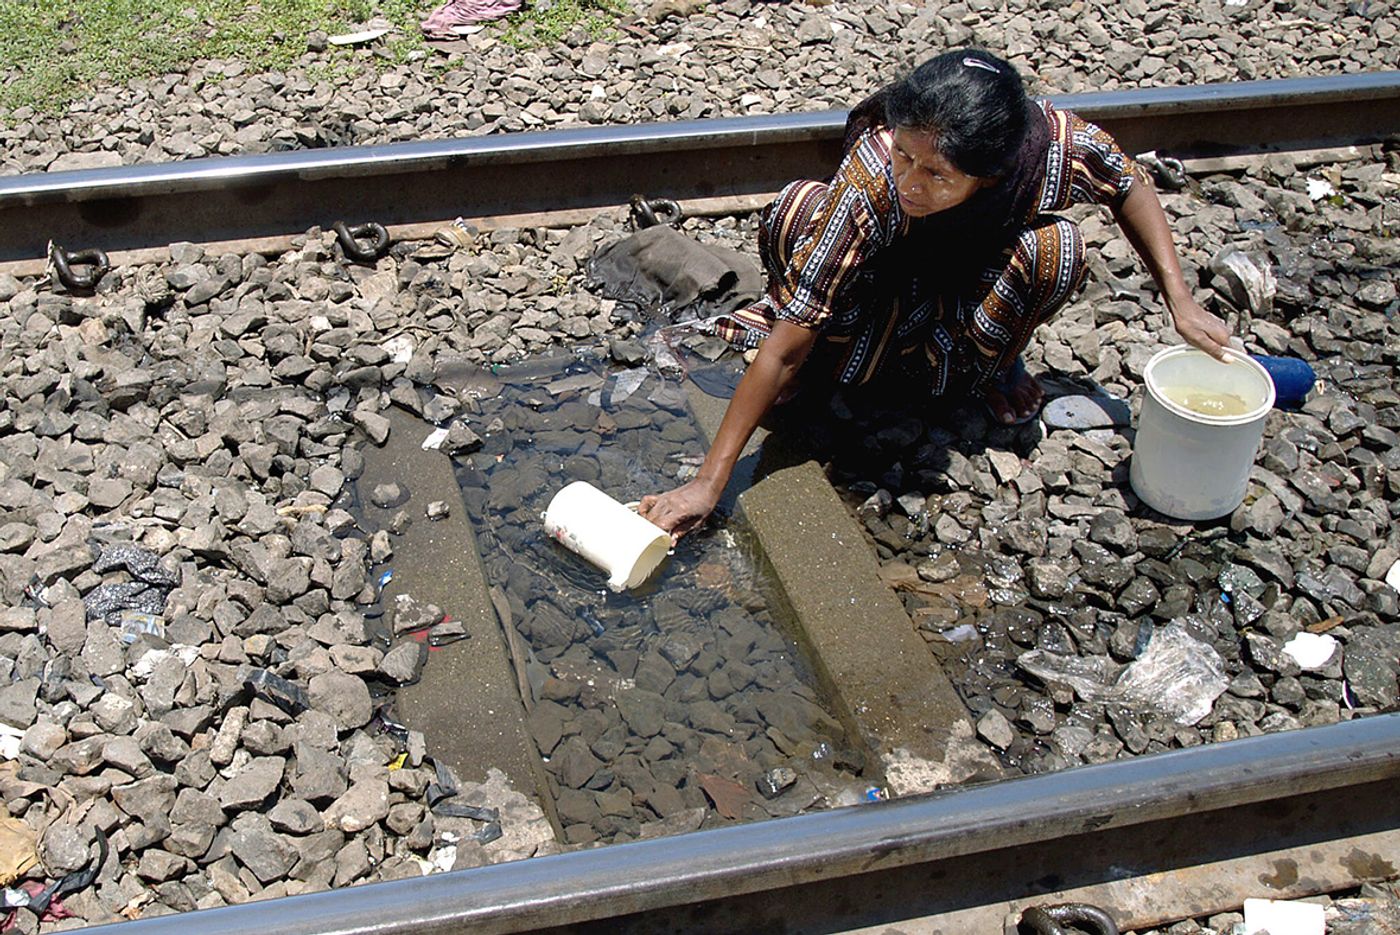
[
  {"xmin": 218, "ymin": 756, "xmax": 286, "ymax": 810},
  {"xmin": 322, "ymin": 779, "xmax": 390, "ymax": 833},
  {"xmin": 307, "ymin": 671, "xmax": 371, "ymax": 730}
]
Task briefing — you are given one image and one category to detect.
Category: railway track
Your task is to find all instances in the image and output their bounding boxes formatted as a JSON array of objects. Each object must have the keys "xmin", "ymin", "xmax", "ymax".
[
  {"xmin": 7, "ymin": 72, "xmax": 1400, "ymax": 933},
  {"xmin": 0, "ymin": 71, "xmax": 1397, "ymax": 269},
  {"xmin": 83, "ymin": 714, "xmax": 1400, "ymax": 934}
]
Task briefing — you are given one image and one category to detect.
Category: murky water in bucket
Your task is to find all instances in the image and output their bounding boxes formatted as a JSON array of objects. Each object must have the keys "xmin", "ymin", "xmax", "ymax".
[
  {"xmin": 450, "ymin": 349, "xmax": 866, "ymax": 844},
  {"xmin": 1159, "ymin": 385, "xmax": 1253, "ymax": 417}
]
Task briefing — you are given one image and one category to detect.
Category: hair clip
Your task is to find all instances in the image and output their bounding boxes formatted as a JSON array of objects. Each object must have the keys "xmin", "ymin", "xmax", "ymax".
[{"xmin": 962, "ymin": 57, "xmax": 999, "ymax": 74}]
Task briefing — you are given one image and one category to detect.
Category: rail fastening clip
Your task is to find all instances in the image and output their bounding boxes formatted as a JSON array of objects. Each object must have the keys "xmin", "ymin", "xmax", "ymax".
[
  {"xmin": 1019, "ymin": 902, "xmax": 1120, "ymax": 935},
  {"xmin": 47, "ymin": 242, "xmax": 110, "ymax": 291},
  {"xmin": 629, "ymin": 194, "xmax": 684, "ymax": 230},
  {"xmin": 334, "ymin": 221, "xmax": 391, "ymax": 263}
]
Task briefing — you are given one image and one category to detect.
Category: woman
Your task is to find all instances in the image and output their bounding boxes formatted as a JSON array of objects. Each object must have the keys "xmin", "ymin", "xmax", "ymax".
[{"xmin": 640, "ymin": 49, "xmax": 1231, "ymax": 539}]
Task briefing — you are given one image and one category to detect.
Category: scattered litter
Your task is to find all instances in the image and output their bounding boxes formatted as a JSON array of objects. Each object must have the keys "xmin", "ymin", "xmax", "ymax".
[
  {"xmin": 547, "ymin": 373, "xmax": 605, "ymax": 397},
  {"xmin": 84, "ymin": 545, "xmax": 177, "ymax": 626},
  {"xmin": 129, "ymin": 646, "xmax": 198, "ymax": 681},
  {"xmin": 432, "ymin": 803, "xmax": 498, "ymax": 822},
  {"xmin": 421, "ymin": 0, "xmax": 521, "ymax": 38},
  {"xmin": 939, "ymin": 623, "xmax": 980, "ymax": 643},
  {"xmin": 1306, "ymin": 615, "xmax": 1344, "ymax": 634},
  {"xmin": 1306, "ymin": 177, "xmax": 1337, "ymax": 201},
  {"xmin": 425, "ymin": 758, "xmax": 461, "ymax": 807},
  {"xmin": 116, "ymin": 611, "xmax": 165, "ymax": 644},
  {"xmin": 328, "ymin": 27, "xmax": 390, "ymax": 45},
  {"xmin": 421, "ymin": 427, "xmax": 450, "ymax": 450},
  {"xmin": 863, "ymin": 786, "xmax": 888, "ymax": 802},
  {"xmin": 241, "ymin": 667, "xmax": 310, "ymax": 716},
  {"xmin": 608, "ymin": 368, "xmax": 648, "ymax": 406},
  {"xmin": 388, "ymin": 753, "xmax": 408, "ymax": 770},
  {"xmin": 1209, "ymin": 246, "xmax": 1277, "ymax": 314},
  {"xmin": 1244, "ymin": 897, "xmax": 1325, "ymax": 935},
  {"xmin": 3, "ymin": 830, "xmax": 106, "ymax": 924},
  {"xmin": 382, "ymin": 336, "xmax": 415, "ymax": 365},
  {"xmin": 757, "ymin": 766, "xmax": 797, "ymax": 799},
  {"xmin": 1019, "ymin": 621, "xmax": 1228, "ymax": 725},
  {"xmin": 1387, "ymin": 559, "xmax": 1400, "ymax": 594},
  {"xmin": 93, "ymin": 545, "xmax": 177, "ymax": 585},
  {"xmin": 0, "ymin": 726, "xmax": 24, "ymax": 761},
  {"xmin": 377, "ymin": 569, "xmax": 394, "ymax": 593},
  {"xmin": 577, "ymin": 605, "xmax": 605, "ymax": 637},
  {"xmin": 0, "ymin": 819, "xmax": 37, "ymax": 888},
  {"xmin": 426, "ymin": 845, "xmax": 457, "ymax": 873},
  {"xmin": 428, "ymin": 617, "xmax": 469, "ymax": 647},
  {"xmin": 1282, "ymin": 631, "xmax": 1339, "ymax": 670},
  {"xmin": 434, "ymin": 217, "xmax": 477, "ymax": 249}
]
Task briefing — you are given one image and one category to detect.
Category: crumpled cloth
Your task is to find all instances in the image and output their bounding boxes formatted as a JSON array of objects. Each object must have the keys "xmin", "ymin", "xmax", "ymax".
[
  {"xmin": 588, "ymin": 225, "xmax": 763, "ymax": 324},
  {"xmin": 0, "ymin": 818, "xmax": 37, "ymax": 888},
  {"xmin": 421, "ymin": 0, "xmax": 521, "ymax": 37}
]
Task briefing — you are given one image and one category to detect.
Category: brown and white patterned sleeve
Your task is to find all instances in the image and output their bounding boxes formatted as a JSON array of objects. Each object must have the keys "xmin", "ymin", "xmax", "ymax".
[
  {"xmin": 772, "ymin": 131, "xmax": 895, "ymax": 330},
  {"xmin": 1037, "ymin": 104, "xmax": 1138, "ymax": 213}
]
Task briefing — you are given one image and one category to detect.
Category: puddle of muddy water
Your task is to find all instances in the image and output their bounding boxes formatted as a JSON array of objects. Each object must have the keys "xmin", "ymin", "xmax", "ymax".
[{"xmin": 446, "ymin": 348, "xmax": 870, "ymax": 844}]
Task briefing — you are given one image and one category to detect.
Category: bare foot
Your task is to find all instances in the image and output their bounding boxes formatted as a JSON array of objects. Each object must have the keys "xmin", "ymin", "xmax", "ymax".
[{"xmin": 982, "ymin": 364, "xmax": 1044, "ymax": 425}]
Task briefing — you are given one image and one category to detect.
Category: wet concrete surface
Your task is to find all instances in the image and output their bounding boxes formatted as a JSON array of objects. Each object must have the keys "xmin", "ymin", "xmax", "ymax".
[
  {"xmin": 687, "ymin": 384, "xmax": 1000, "ymax": 795},
  {"xmin": 357, "ymin": 405, "xmax": 562, "ymax": 838}
]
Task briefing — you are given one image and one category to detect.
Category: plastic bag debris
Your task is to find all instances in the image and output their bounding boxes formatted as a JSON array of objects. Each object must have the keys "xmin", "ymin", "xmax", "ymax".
[
  {"xmin": 328, "ymin": 27, "xmax": 390, "ymax": 45},
  {"xmin": 1019, "ymin": 621, "xmax": 1228, "ymax": 726},
  {"xmin": 757, "ymin": 766, "xmax": 797, "ymax": 799},
  {"xmin": 4, "ymin": 829, "xmax": 107, "ymax": 919},
  {"xmin": 1115, "ymin": 623, "xmax": 1229, "ymax": 725},
  {"xmin": 0, "ymin": 726, "xmax": 24, "ymax": 762},
  {"xmin": 421, "ymin": 427, "xmax": 449, "ymax": 450},
  {"xmin": 608, "ymin": 368, "xmax": 649, "ymax": 406},
  {"xmin": 1305, "ymin": 177, "xmax": 1337, "ymax": 201},
  {"xmin": 1386, "ymin": 559, "xmax": 1400, "ymax": 594},
  {"xmin": 1282, "ymin": 631, "xmax": 1339, "ymax": 670},
  {"xmin": 84, "ymin": 545, "xmax": 177, "ymax": 626},
  {"xmin": 241, "ymin": 667, "xmax": 309, "ymax": 716},
  {"xmin": 1244, "ymin": 897, "xmax": 1325, "ymax": 935},
  {"xmin": 83, "ymin": 582, "xmax": 168, "ymax": 626},
  {"xmin": 93, "ymin": 545, "xmax": 178, "ymax": 586},
  {"xmin": 1209, "ymin": 247, "xmax": 1276, "ymax": 315},
  {"xmin": 117, "ymin": 611, "xmax": 165, "ymax": 644},
  {"xmin": 382, "ymin": 336, "xmax": 415, "ymax": 365}
]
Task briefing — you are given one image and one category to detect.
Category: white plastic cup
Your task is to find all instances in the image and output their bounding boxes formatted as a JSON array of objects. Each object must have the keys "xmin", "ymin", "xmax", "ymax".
[
  {"xmin": 1130, "ymin": 347, "xmax": 1276, "ymax": 521},
  {"xmin": 542, "ymin": 481, "xmax": 671, "ymax": 591}
]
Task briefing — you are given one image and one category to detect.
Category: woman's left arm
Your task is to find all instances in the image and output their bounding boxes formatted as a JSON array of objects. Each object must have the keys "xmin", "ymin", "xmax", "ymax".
[{"xmin": 1112, "ymin": 182, "xmax": 1233, "ymax": 360}]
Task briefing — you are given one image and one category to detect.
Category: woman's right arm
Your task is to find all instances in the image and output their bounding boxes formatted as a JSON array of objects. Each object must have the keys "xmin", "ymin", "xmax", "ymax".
[{"xmin": 638, "ymin": 320, "xmax": 818, "ymax": 539}]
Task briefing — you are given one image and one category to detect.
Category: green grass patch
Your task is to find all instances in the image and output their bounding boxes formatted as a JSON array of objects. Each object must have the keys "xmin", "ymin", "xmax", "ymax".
[
  {"xmin": 0, "ymin": 0, "xmax": 632, "ymax": 119},
  {"xmin": 496, "ymin": 0, "xmax": 628, "ymax": 49},
  {"xmin": 0, "ymin": 0, "xmax": 427, "ymax": 115}
]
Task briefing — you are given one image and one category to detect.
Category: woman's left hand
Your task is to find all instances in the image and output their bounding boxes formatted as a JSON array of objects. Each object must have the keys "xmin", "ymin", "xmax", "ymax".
[{"xmin": 1169, "ymin": 296, "xmax": 1233, "ymax": 360}]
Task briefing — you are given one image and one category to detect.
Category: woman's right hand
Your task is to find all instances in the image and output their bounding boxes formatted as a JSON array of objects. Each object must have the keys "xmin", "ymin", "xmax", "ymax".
[{"xmin": 638, "ymin": 477, "xmax": 723, "ymax": 542}]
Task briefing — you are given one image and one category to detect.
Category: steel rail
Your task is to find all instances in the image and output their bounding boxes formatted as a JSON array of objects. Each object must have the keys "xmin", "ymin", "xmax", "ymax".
[
  {"xmin": 1, "ymin": 71, "xmax": 1397, "ymax": 264},
  {"xmin": 83, "ymin": 713, "xmax": 1400, "ymax": 935}
]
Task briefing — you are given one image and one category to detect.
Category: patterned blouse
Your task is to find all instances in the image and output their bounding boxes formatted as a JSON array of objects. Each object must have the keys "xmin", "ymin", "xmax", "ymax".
[{"xmin": 748, "ymin": 101, "xmax": 1138, "ymax": 388}]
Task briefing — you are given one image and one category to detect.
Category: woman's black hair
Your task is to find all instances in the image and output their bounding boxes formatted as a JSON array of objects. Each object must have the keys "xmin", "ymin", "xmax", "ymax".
[{"xmin": 860, "ymin": 48, "xmax": 1032, "ymax": 179}]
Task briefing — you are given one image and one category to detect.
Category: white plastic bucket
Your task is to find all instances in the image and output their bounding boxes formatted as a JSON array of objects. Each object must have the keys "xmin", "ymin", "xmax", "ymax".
[
  {"xmin": 1129, "ymin": 347, "xmax": 1276, "ymax": 520},
  {"xmin": 542, "ymin": 481, "xmax": 671, "ymax": 591}
]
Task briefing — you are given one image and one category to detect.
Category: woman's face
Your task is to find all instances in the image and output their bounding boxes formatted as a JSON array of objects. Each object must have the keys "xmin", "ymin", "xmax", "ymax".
[{"xmin": 890, "ymin": 127, "xmax": 993, "ymax": 217}]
